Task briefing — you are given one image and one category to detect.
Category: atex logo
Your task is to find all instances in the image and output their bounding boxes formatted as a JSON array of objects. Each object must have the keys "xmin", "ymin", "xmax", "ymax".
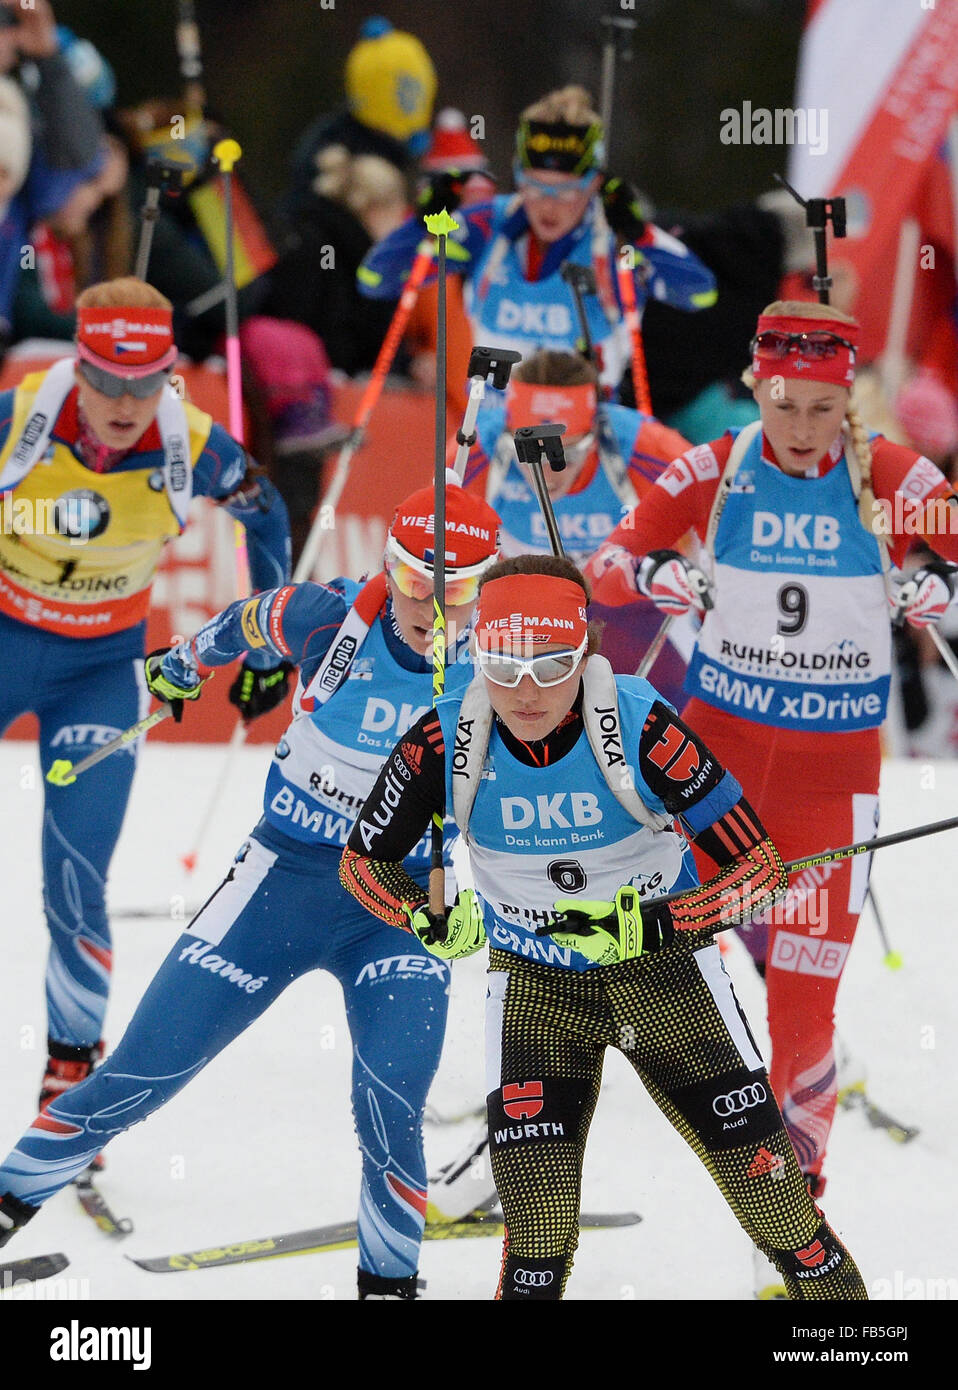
[
  {"xmin": 502, "ymin": 1080, "xmax": 543, "ymax": 1120},
  {"xmin": 514, "ymin": 1268, "xmax": 554, "ymax": 1288},
  {"xmin": 712, "ymin": 1083, "xmax": 767, "ymax": 1117}
]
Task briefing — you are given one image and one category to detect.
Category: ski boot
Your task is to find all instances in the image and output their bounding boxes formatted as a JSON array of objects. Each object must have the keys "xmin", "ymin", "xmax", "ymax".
[
  {"xmin": 40, "ymin": 1039, "xmax": 105, "ymax": 1173},
  {"xmin": 752, "ymin": 1245, "xmax": 787, "ymax": 1300},
  {"xmin": 0, "ymin": 1192, "xmax": 38, "ymax": 1250},
  {"xmin": 358, "ymin": 1269, "xmax": 419, "ymax": 1301}
]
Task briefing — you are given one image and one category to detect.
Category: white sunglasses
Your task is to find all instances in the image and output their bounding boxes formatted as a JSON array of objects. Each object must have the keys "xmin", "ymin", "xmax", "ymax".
[{"xmin": 476, "ymin": 636, "xmax": 587, "ymax": 688}]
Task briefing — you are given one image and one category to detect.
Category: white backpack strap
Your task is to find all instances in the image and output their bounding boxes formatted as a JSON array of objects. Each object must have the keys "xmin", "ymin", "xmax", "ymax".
[
  {"xmin": 485, "ymin": 431, "xmax": 518, "ymax": 507},
  {"xmin": 450, "ymin": 674, "xmax": 495, "ymax": 840},
  {"xmin": 0, "ymin": 357, "xmax": 77, "ymax": 490},
  {"xmin": 703, "ymin": 420, "xmax": 763, "ymax": 564},
  {"xmin": 155, "ymin": 387, "xmax": 194, "ymax": 529},
  {"xmin": 581, "ymin": 656, "xmax": 673, "ymax": 831},
  {"xmin": 300, "ymin": 574, "xmax": 387, "ymax": 708},
  {"xmin": 596, "ymin": 408, "xmax": 640, "ymax": 510},
  {"xmin": 841, "ymin": 422, "xmax": 895, "ymax": 600}
]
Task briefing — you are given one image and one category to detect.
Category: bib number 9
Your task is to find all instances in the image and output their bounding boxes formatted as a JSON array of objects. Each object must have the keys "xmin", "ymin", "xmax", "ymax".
[{"xmin": 776, "ymin": 583, "xmax": 808, "ymax": 636}]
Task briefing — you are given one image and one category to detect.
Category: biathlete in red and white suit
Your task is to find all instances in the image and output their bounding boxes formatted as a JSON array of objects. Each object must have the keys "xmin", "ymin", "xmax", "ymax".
[{"xmin": 586, "ymin": 300, "xmax": 958, "ymax": 1195}]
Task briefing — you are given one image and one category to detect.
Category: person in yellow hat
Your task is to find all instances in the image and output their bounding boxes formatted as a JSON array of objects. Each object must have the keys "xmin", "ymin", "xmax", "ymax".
[{"xmin": 286, "ymin": 16, "xmax": 436, "ymax": 215}]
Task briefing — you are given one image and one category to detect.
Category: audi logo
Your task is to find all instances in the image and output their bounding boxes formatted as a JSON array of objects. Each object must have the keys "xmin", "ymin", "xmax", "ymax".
[
  {"xmin": 514, "ymin": 1269, "xmax": 554, "ymax": 1287},
  {"xmin": 712, "ymin": 1083, "xmax": 767, "ymax": 1116}
]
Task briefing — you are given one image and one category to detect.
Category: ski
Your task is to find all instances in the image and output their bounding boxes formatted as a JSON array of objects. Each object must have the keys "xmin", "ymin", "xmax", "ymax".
[
  {"xmin": 0, "ymin": 1252, "xmax": 69, "ymax": 1286},
  {"xmin": 838, "ymin": 1082, "xmax": 920, "ymax": 1144},
  {"xmin": 129, "ymin": 1210, "xmax": 642, "ymax": 1273},
  {"xmin": 74, "ymin": 1173, "xmax": 134, "ymax": 1237}
]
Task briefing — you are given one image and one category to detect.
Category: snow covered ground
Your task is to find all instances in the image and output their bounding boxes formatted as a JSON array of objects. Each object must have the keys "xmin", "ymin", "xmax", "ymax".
[{"xmin": 0, "ymin": 741, "xmax": 956, "ymax": 1308}]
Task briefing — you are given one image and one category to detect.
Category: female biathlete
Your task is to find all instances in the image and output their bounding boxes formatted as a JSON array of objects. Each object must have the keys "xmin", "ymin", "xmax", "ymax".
[
  {"xmin": 465, "ymin": 346, "xmax": 692, "ymax": 699},
  {"xmin": 339, "ymin": 554, "xmax": 868, "ymax": 1300},
  {"xmin": 0, "ymin": 277, "xmax": 290, "ymax": 1123},
  {"xmin": 0, "ymin": 482, "xmax": 502, "ymax": 1300},
  {"xmin": 358, "ymin": 86, "xmax": 716, "ymax": 401},
  {"xmin": 585, "ymin": 301, "xmax": 958, "ymax": 1210}
]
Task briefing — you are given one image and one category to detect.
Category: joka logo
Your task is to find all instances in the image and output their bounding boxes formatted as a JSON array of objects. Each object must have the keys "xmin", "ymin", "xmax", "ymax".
[
  {"xmin": 712, "ymin": 1083, "xmax": 766, "ymax": 1117},
  {"xmin": 547, "ymin": 859, "xmax": 587, "ymax": 894},
  {"xmin": 795, "ymin": 1239, "xmax": 827, "ymax": 1269},
  {"xmin": 502, "ymin": 1081, "xmax": 543, "ymax": 1121},
  {"xmin": 747, "ymin": 1146, "xmax": 784, "ymax": 1178}
]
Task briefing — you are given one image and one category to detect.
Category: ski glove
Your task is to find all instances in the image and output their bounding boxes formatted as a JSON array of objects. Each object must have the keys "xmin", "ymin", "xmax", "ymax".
[
  {"xmin": 417, "ymin": 170, "xmax": 467, "ymax": 222},
  {"xmin": 144, "ymin": 646, "xmax": 207, "ymax": 723},
  {"xmin": 601, "ymin": 175, "xmax": 647, "ymax": 243},
  {"xmin": 229, "ymin": 660, "xmax": 294, "ymax": 722},
  {"xmin": 407, "ymin": 889, "xmax": 486, "ymax": 961},
  {"xmin": 893, "ymin": 560, "xmax": 958, "ymax": 628},
  {"xmin": 533, "ymin": 889, "xmax": 670, "ymax": 967},
  {"xmin": 636, "ymin": 549, "xmax": 714, "ymax": 616}
]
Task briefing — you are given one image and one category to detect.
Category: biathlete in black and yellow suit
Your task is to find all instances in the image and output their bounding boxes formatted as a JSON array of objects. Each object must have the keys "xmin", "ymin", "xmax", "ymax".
[
  {"xmin": 0, "ymin": 277, "xmax": 290, "ymax": 1118},
  {"xmin": 340, "ymin": 554, "xmax": 868, "ymax": 1301}
]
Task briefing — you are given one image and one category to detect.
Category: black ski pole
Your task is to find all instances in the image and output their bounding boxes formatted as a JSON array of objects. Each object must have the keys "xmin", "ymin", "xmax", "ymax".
[
  {"xmin": 513, "ymin": 423, "xmax": 568, "ymax": 559},
  {"xmin": 772, "ymin": 172, "xmax": 846, "ymax": 306},
  {"xmin": 537, "ymin": 813, "xmax": 958, "ymax": 934},
  {"xmin": 560, "ymin": 261, "xmax": 600, "ymax": 367},
  {"xmin": 135, "ymin": 158, "xmax": 189, "ymax": 281}
]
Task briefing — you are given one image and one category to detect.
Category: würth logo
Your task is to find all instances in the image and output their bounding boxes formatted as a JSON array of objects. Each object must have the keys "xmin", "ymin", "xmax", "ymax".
[
  {"xmin": 795, "ymin": 1239, "xmax": 827, "ymax": 1269},
  {"xmin": 502, "ymin": 1081, "xmax": 543, "ymax": 1121}
]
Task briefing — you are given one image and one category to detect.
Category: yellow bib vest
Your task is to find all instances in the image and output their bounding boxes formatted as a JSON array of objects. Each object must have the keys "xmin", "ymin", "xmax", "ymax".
[{"xmin": 0, "ymin": 367, "xmax": 213, "ymax": 637}]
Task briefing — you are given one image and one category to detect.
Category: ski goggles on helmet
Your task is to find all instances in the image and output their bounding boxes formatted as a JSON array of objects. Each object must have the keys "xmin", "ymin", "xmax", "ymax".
[
  {"xmin": 749, "ymin": 329, "xmax": 856, "ymax": 361},
  {"xmin": 514, "ymin": 167, "xmax": 596, "ymax": 202},
  {"xmin": 476, "ymin": 635, "xmax": 588, "ymax": 688},
  {"xmin": 77, "ymin": 356, "xmax": 173, "ymax": 400},
  {"xmin": 384, "ymin": 536, "xmax": 491, "ymax": 606}
]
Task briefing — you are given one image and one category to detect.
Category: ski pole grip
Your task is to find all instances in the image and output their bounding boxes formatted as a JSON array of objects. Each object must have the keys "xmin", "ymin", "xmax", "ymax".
[{"xmin": 213, "ymin": 138, "xmax": 243, "ymax": 174}]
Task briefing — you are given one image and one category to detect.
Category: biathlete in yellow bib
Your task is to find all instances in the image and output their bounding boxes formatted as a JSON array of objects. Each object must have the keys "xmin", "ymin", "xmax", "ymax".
[{"xmin": 0, "ymin": 276, "xmax": 290, "ymax": 1128}]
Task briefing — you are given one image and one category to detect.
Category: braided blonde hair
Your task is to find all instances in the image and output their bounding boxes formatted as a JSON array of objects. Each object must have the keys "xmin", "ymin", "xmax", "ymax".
[{"xmin": 742, "ymin": 300, "xmax": 881, "ymax": 536}]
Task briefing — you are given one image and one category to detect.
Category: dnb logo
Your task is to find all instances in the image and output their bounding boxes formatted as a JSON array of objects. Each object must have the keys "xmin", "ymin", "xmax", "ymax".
[
  {"xmin": 502, "ymin": 1080, "xmax": 543, "ymax": 1121},
  {"xmin": 547, "ymin": 859, "xmax": 587, "ymax": 894},
  {"xmin": 54, "ymin": 489, "xmax": 110, "ymax": 541}
]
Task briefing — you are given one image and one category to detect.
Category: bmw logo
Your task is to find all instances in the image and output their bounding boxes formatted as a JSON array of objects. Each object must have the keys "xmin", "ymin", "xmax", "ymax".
[{"xmin": 53, "ymin": 489, "xmax": 110, "ymax": 540}]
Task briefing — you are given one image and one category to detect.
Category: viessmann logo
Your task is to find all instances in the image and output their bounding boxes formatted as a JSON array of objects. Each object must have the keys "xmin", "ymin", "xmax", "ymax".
[{"xmin": 712, "ymin": 1083, "xmax": 767, "ymax": 1117}]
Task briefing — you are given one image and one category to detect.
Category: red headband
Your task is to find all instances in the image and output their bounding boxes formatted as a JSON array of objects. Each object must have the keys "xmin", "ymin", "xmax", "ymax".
[
  {"xmin": 751, "ymin": 313, "xmax": 858, "ymax": 388},
  {"xmin": 475, "ymin": 574, "xmax": 588, "ymax": 649},
  {"xmin": 506, "ymin": 379, "xmax": 597, "ymax": 437},
  {"xmin": 76, "ymin": 306, "xmax": 177, "ymax": 378}
]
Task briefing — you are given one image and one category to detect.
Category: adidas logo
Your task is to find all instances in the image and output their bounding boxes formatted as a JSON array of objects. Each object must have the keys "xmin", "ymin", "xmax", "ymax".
[
  {"xmin": 400, "ymin": 741, "xmax": 423, "ymax": 773},
  {"xmin": 747, "ymin": 1146, "xmax": 785, "ymax": 1178}
]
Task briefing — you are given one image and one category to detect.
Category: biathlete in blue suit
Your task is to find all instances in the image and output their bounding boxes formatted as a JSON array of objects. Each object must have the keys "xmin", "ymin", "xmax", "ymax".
[
  {"xmin": 0, "ymin": 277, "xmax": 290, "ymax": 1122},
  {"xmin": 0, "ymin": 480, "xmax": 502, "ymax": 1301},
  {"xmin": 358, "ymin": 85, "xmax": 717, "ymax": 401}
]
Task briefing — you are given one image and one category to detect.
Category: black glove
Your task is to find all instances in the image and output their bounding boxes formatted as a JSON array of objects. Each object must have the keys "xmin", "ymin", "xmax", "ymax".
[
  {"xmin": 601, "ymin": 175, "xmax": 647, "ymax": 242},
  {"xmin": 228, "ymin": 661, "xmax": 294, "ymax": 722},
  {"xmin": 417, "ymin": 170, "xmax": 468, "ymax": 222}
]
